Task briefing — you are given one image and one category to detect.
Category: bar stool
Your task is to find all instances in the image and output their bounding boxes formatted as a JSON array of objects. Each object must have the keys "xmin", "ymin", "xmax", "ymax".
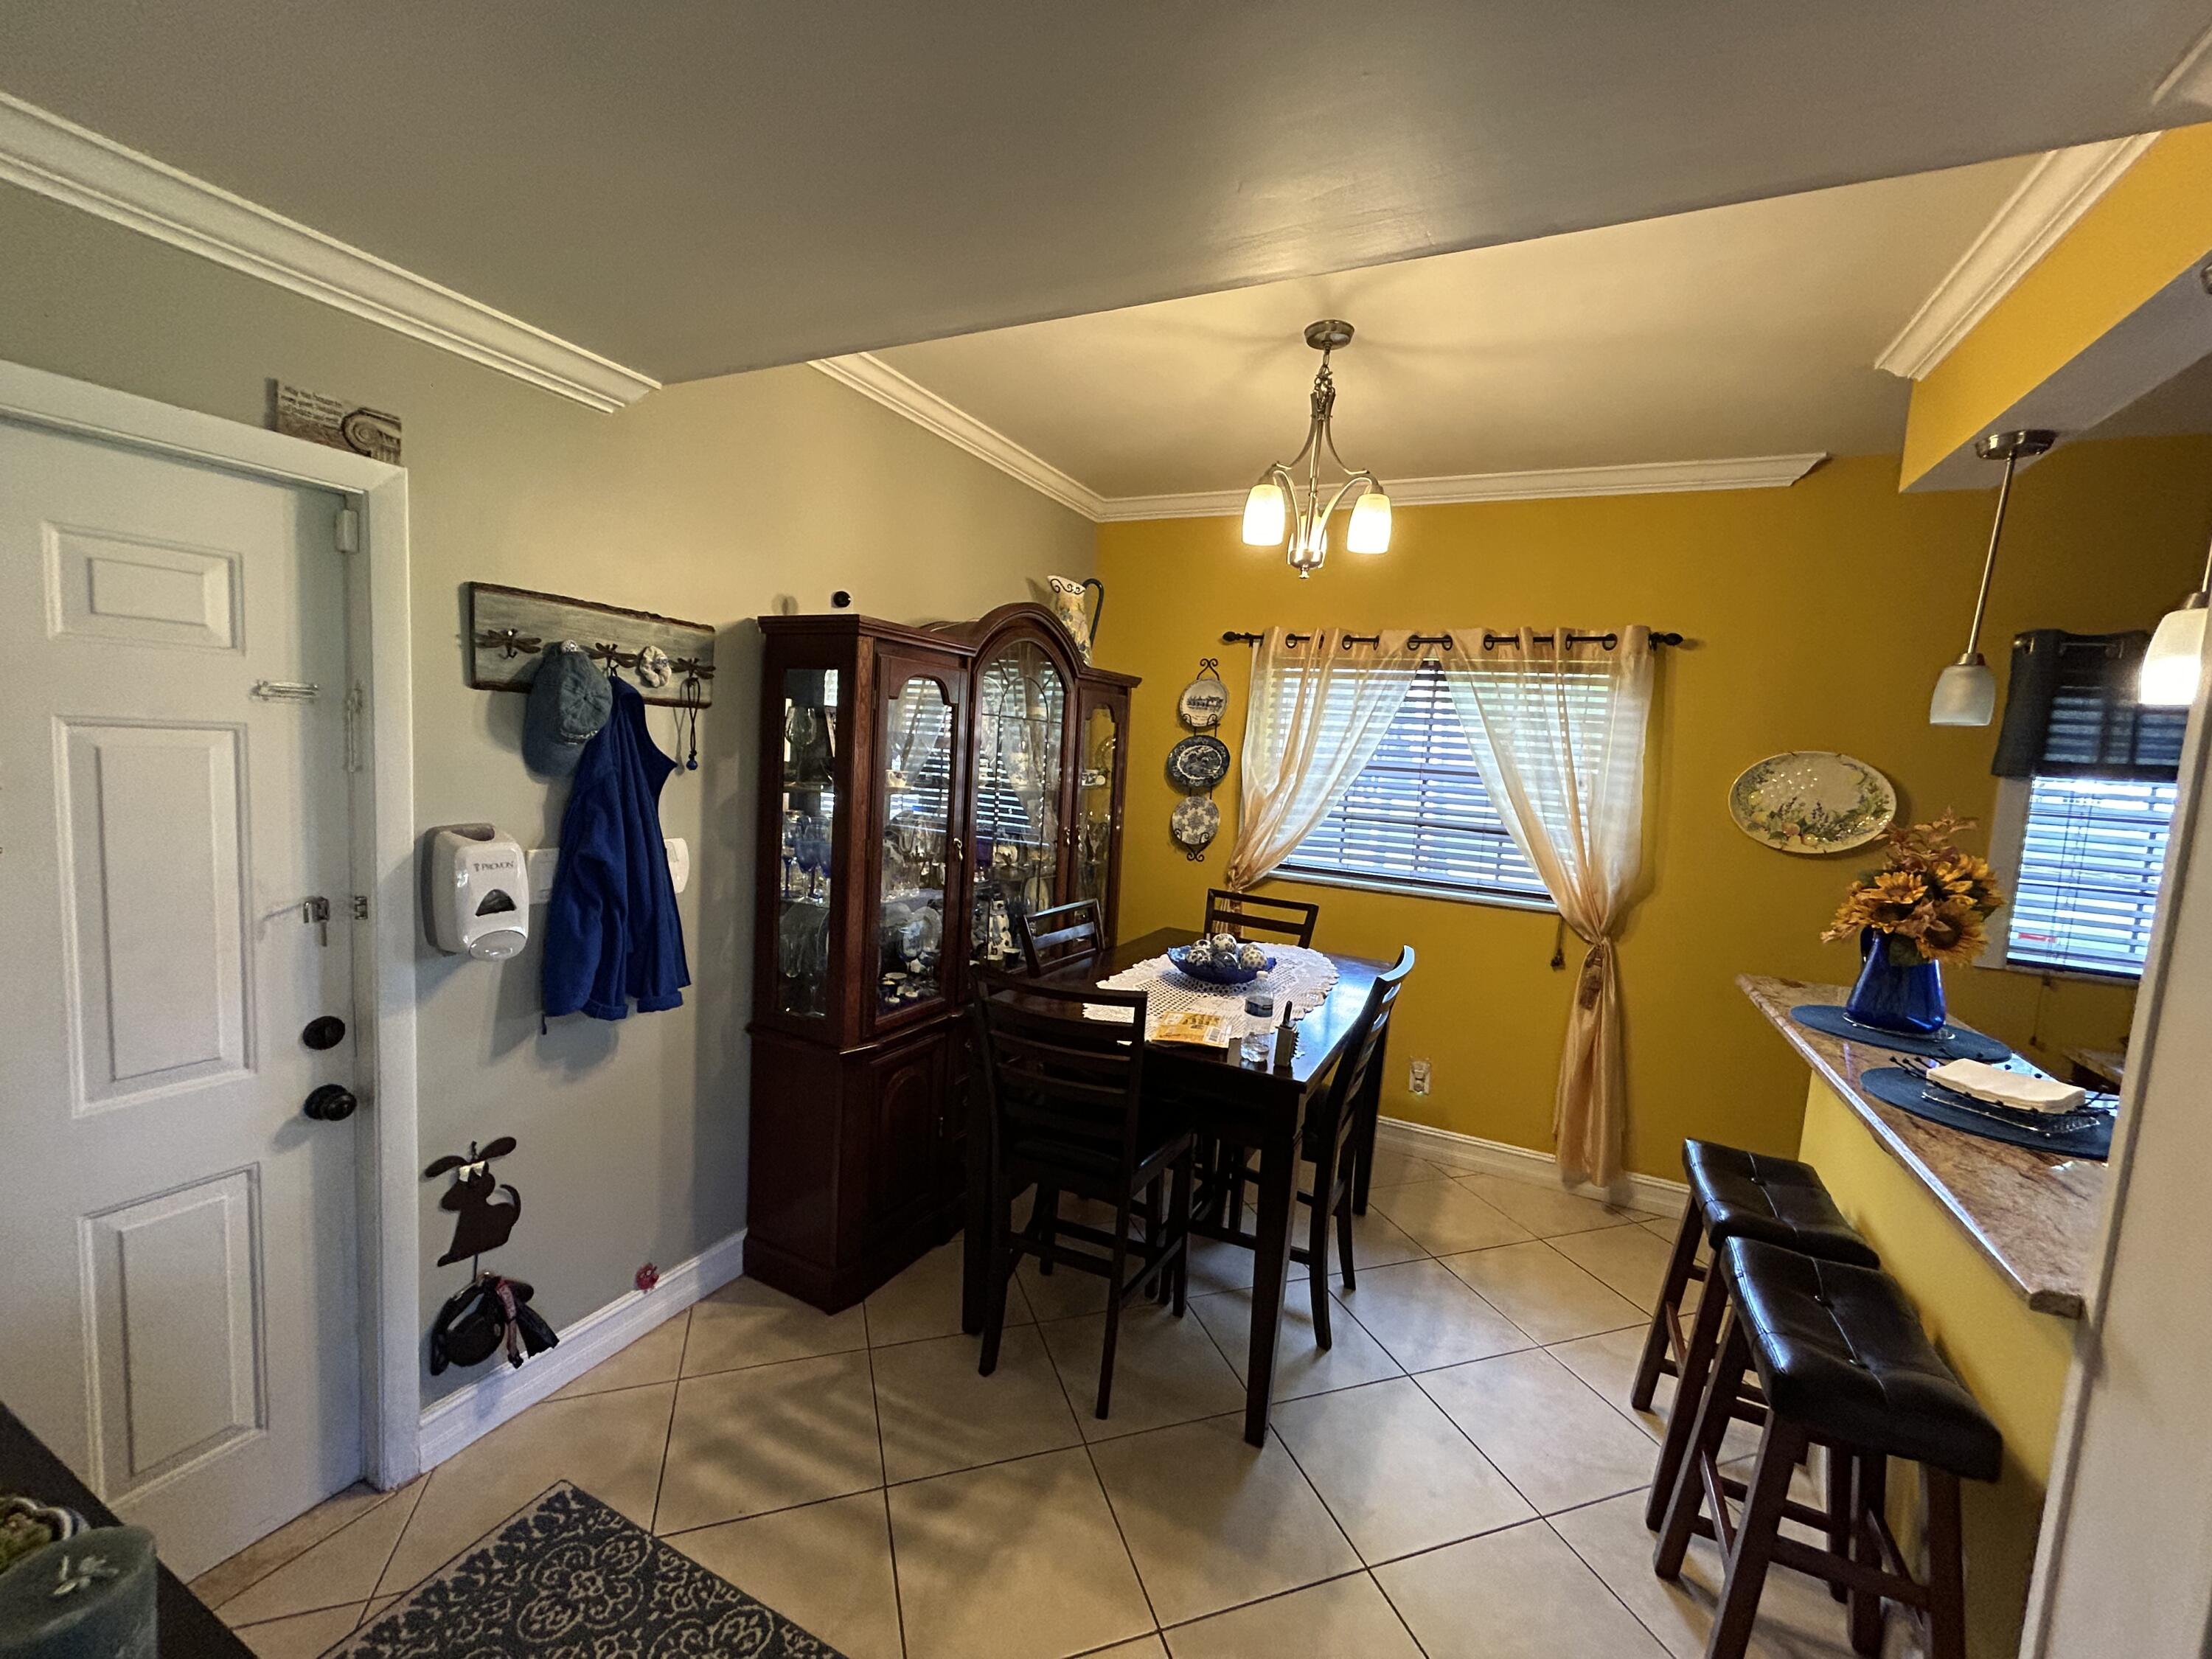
[
  {"xmin": 1655, "ymin": 1237, "xmax": 2002, "ymax": 1659},
  {"xmin": 1637, "ymin": 1141, "xmax": 1880, "ymax": 1531}
]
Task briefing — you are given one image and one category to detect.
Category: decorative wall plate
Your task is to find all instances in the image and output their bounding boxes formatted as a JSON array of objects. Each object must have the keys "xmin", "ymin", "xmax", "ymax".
[
  {"xmin": 1171, "ymin": 795, "xmax": 1220, "ymax": 853},
  {"xmin": 1166, "ymin": 734, "xmax": 1231, "ymax": 788},
  {"xmin": 1178, "ymin": 675, "xmax": 1230, "ymax": 729},
  {"xmin": 1728, "ymin": 751, "xmax": 1897, "ymax": 854}
]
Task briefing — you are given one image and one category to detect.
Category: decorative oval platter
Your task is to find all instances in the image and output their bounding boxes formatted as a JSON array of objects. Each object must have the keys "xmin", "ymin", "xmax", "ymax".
[
  {"xmin": 1166, "ymin": 733, "xmax": 1231, "ymax": 789},
  {"xmin": 1170, "ymin": 794, "xmax": 1220, "ymax": 852},
  {"xmin": 1728, "ymin": 751, "xmax": 1897, "ymax": 854}
]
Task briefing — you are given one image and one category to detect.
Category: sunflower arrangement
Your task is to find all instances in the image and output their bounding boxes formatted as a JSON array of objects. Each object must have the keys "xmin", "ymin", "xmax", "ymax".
[{"xmin": 1821, "ymin": 812, "xmax": 2005, "ymax": 968}]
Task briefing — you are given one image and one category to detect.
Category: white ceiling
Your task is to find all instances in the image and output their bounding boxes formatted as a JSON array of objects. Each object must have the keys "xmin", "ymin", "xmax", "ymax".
[
  {"xmin": 873, "ymin": 159, "xmax": 2036, "ymax": 498},
  {"xmin": 0, "ymin": 2, "xmax": 2207, "ymax": 379}
]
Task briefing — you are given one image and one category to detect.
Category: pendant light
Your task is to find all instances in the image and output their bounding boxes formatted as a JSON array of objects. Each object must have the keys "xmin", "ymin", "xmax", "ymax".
[
  {"xmin": 1930, "ymin": 429, "xmax": 2055, "ymax": 726},
  {"xmin": 1240, "ymin": 320, "xmax": 1391, "ymax": 578},
  {"xmin": 2140, "ymin": 534, "xmax": 2212, "ymax": 707}
]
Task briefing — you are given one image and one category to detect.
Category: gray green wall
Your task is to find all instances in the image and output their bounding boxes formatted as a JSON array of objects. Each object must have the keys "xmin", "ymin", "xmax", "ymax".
[{"xmin": 0, "ymin": 183, "xmax": 1095, "ymax": 1403}]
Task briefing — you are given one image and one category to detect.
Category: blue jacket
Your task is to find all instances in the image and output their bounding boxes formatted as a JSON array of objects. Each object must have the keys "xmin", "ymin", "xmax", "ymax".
[{"xmin": 543, "ymin": 678, "xmax": 689, "ymax": 1019}]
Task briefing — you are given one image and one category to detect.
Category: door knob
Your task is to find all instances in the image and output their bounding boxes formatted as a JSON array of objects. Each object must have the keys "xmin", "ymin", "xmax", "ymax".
[{"xmin": 303, "ymin": 1084, "xmax": 358, "ymax": 1122}]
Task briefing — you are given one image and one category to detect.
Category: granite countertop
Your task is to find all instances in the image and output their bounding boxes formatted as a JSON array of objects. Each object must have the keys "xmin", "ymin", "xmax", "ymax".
[{"xmin": 1739, "ymin": 974, "xmax": 2104, "ymax": 1320}]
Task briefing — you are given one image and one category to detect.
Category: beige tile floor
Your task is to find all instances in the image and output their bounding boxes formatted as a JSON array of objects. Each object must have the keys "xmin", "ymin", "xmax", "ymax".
[{"xmin": 192, "ymin": 1149, "xmax": 1918, "ymax": 1659}]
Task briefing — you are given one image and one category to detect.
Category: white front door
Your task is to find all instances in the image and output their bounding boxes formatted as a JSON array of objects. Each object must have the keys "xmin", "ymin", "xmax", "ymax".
[{"xmin": 0, "ymin": 420, "xmax": 362, "ymax": 1578}]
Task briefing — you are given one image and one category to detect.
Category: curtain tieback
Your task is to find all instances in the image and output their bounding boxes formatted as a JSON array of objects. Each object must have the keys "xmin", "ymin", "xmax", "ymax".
[{"xmin": 1574, "ymin": 935, "xmax": 1615, "ymax": 1011}]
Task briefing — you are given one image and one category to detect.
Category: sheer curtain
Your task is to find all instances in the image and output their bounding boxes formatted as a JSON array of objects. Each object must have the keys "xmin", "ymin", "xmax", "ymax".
[
  {"xmin": 1441, "ymin": 627, "xmax": 1655, "ymax": 1187},
  {"xmin": 1225, "ymin": 627, "xmax": 1422, "ymax": 891}
]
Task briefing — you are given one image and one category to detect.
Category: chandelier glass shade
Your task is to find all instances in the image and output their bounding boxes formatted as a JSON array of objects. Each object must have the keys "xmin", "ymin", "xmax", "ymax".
[
  {"xmin": 1240, "ymin": 319, "xmax": 1391, "ymax": 577},
  {"xmin": 1929, "ymin": 429, "xmax": 2053, "ymax": 727}
]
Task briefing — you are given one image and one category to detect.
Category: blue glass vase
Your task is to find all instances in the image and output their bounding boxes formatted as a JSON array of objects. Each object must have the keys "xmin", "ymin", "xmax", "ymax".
[{"xmin": 1844, "ymin": 927, "xmax": 1946, "ymax": 1034}]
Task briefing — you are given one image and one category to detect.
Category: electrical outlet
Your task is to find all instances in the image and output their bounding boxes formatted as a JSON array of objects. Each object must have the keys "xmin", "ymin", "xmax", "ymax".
[{"xmin": 1409, "ymin": 1059, "xmax": 1431, "ymax": 1096}]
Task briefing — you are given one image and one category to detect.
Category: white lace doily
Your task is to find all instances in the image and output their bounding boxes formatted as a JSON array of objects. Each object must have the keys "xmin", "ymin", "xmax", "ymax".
[{"xmin": 1084, "ymin": 944, "xmax": 1340, "ymax": 1024}]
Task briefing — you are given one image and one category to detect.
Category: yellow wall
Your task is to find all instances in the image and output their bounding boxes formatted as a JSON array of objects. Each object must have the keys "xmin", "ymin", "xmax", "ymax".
[
  {"xmin": 1903, "ymin": 123, "xmax": 2212, "ymax": 485},
  {"xmin": 1094, "ymin": 440, "xmax": 2212, "ymax": 1180},
  {"xmin": 1799, "ymin": 1077, "xmax": 2073, "ymax": 1658}
]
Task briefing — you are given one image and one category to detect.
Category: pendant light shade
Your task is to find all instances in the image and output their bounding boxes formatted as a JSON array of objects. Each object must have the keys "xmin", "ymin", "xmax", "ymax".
[
  {"xmin": 1930, "ymin": 658, "xmax": 1998, "ymax": 726},
  {"xmin": 1929, "ymin": 429, "xmax": 2054, "ymax": 728},
  {"xmin": 1241, "ymin": 481, "xmax": 1287, "ymax": 546},
  {"xmin": 1346, "ymin": 488, "xmax": 1392, "ymax": 553},
  {"xmin": 2140, "ymin": 523, "xmax": 2212, "ymax": 708}
]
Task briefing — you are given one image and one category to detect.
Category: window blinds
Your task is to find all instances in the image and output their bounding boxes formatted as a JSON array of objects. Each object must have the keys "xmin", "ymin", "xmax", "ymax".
[
  {"xmin": 2005, "ymin": 775, "xmax": 2177, "ymax": 977},
  {"xmin": 1283, "ymin": 662, "xmax": 1551, "ymax": 900}
]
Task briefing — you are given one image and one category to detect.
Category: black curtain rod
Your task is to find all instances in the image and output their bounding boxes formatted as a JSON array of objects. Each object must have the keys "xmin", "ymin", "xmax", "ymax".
[{"xmin": 1219, "ymin": 629, "xmax": 1683, "ymax": 651}]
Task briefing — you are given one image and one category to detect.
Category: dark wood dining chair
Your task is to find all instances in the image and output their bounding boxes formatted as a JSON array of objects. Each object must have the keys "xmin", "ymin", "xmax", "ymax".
[
  {"xmin": 1198, "ymin": 947, "xmax": 1414, "ymax": 1348},
  {"xmin": 971, "ymin": 972, "xmax": 1195, "ymax": 1417},
  {"xmin": 1015, "ymin": 897, "xmax": 1105, "ymax": 978},
  {"xmin": 1204, "ymin": 887, "xmax": 1320, "ymax": 948}
]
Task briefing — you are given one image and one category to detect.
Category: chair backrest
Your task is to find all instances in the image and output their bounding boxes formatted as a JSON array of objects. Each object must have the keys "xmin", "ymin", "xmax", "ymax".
[
  {"xmin": 1015, "ymin": 898, "xmax": 1105, "ymax": 978},
  {"xmin": 1204, "ymin": 887, "xmax": 1320, "ymax": 948},
  {"xmin": 971, "ymin": 970, "xmax": 1147, "ymax": 1176},
  {"xmin": 1311, "ymin": 947, "xmax": 1416, "ymax": 1157}
]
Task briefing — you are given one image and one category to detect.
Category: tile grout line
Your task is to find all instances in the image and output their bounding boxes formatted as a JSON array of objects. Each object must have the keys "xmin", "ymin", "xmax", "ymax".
[
  {"xmin": 192, "ymin": 1483, "xmax": 404, "ymax": 1613},
  {"xmin": 858, "ymin": 1298, "xmax": 914, "ymax": 1659},
  {"xmin": 357, "ymin": 1474, "xmax": 431, "ymax": 1615},
  {"xmin": 1546, "ymin": 1506, "xmax": 1694, "ymax": 1659},
  {"xmin": 1029, "ymin": 1265, "xmax": 1167, "ymax": 1642}
]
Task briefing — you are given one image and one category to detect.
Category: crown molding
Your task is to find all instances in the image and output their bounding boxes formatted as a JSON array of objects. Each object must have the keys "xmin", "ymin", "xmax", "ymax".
[
  {"xmin": 1095, "ymin": 453, "xmax": 1826, "ymax": 521},
  {"xmin": 0, "ymin": 92, "xmax": 658, "ymax": 413},
  {"xmin": 807, "ymin": 353, "xmax": 1105, "ymax": 518},
  {"xmin": 1874, "ymin": 133, "xmax": 2160, "ymax": 382}
]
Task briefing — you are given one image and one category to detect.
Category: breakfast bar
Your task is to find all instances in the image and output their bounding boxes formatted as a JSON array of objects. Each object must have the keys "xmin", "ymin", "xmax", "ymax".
[{"xmin": 1741, "ymin": 973, "xmax": 2104, "ymax": 1657}]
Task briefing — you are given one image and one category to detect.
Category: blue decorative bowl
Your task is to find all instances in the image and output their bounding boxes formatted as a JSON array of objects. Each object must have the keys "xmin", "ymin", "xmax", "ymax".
[{"xmin": 1166, "ymin": 945, "xmax": 1276, "ymax": 987}]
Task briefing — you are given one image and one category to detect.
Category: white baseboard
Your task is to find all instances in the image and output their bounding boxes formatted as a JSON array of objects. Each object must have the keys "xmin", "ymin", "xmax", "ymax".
[
  {"xmin": 1375, "ymin": 1117, "xmax": 1688, "ymax": 1215},
  {"xmin": 417, "ymin": 1228, "xmax": 747, "ymax": 1471}
]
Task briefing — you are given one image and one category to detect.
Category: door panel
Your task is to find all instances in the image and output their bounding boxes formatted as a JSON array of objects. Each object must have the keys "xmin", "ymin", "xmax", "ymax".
[
  {"xmin": 60, "ymin": 720, "xmax": 252, "ymax": 1105},
  {"xmin": 0, "ymin": 420, "xmax": 360, "ymax": 1579},
  {"xmin": 83, "ymin": 1169, "xmax": 262, "ymax": 1496}
]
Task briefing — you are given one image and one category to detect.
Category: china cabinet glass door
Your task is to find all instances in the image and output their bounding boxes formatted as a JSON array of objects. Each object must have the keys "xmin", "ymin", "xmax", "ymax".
[
  {"xmin": 876, "ymin": 674, "xmax": 956, "ymax": 1018},
  {"xmin": 774, "ymin": 667, "xmax": 838, "ymax": 1017},
  {"xmin": 970, "ymin": 641, "xmax": 1065, "ymax": 969},
  {"xmin": 1074, "ymin": 698, "xmax": 1119, "ymax": 915}
]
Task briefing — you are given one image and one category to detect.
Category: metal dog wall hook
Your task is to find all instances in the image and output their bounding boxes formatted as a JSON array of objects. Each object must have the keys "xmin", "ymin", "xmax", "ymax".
[{"xmin": 424, "ymin": 1135, "xmax": 524, "ymax": 1268}]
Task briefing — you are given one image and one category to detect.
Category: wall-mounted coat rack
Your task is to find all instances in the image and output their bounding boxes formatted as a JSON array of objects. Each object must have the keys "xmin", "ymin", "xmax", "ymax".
[{"xmin": 466, "ymin": 581, "xmax": 717, "ymax": 709}]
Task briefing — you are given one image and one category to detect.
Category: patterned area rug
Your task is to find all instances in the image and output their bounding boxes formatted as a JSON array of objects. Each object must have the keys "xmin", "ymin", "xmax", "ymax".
[{"xmin": 325, "ymin": 1482, "xmax": 846, "ymax": 1658}]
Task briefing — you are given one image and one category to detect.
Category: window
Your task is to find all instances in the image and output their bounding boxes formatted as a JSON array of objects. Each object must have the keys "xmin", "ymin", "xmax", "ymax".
[
  {"xmin": 2002, "ymin": 775, "xmax": 2177, "ymax": 978},
  {"xmin": 1281, "ymin": 662, "xmax": 1552, "ymax": 905},
  {"xmin": 1988, "ymin": 627, "xmax": 2185, "ymax": 981}
]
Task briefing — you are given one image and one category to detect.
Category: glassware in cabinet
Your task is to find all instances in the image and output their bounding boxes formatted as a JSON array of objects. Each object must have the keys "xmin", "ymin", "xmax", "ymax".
[
  {"xmin": 877, "ymin": 675, "xmax": 956, "ymax": 1016},
  {"xmin": 774, "ymin": 666, "xmax": 838, "ymax": 1018}
]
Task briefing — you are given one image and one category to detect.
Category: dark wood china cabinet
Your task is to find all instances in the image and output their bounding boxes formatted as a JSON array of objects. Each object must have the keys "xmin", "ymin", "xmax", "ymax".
[{"xmin": 745, "ymin": 603, "xmax": 1137, "ymax": 1310}]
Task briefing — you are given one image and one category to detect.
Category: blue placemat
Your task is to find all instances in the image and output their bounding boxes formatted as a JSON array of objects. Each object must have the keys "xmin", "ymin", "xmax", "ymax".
[
  {"xmin": 1861, "ymin": 1065, "xmax": 2114, "ymax": 1161},
  {"xmin": 1790, "ymin": 1002, "xmax": 2011, "ymax": 1062}
]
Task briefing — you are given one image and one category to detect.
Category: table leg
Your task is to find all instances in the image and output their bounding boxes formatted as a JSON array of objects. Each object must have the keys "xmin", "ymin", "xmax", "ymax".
[
  {"xmin": 1352, "ymin": 1025, "xmax": 1388, "ymax": 1215},
  {"xmin": 1244, "ymin": 1130, "xmax": 1298, "ymax": 1446}
]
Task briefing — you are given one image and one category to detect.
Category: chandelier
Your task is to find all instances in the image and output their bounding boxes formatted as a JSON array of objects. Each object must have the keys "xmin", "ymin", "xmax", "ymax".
[{"xmin": 1240, "ymin": 319, "xmax": 1391, "ymax": 577}]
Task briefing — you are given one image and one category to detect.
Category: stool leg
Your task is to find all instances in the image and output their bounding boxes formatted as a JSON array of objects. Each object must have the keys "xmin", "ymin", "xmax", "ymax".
[
  {"xmin": 1646, "ymin": 1249, "xmax": 1730, "ymax": 1531},
  {"xmin": 1824, "ymin": 1444, "xmax": 1851, "ymax": 1602},
  {"xmin": 1631, "ymin": 1198, "xmax": 1704, "ymax": 1411},
  {"xmin": 1848, "ymin": 1452, "xmax": 1888, "ymax": 1657},
  {"xmin": 1924, "ymin": 1468, "xmax": 1968, "ymax": 1659},
  {"xmin": 1655, "ymin": 1314, "xmax": 1750, "ymax": 1580},
  {"xmin": 1705, "ymin": 1416, "xmax": 1809, "ymax": 1659}
]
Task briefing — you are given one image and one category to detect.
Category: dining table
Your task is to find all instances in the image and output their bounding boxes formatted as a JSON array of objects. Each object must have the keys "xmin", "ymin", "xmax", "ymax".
[{"xmin": 959, "ymin": 927, "xmax": 1389, "ymax": 1447}]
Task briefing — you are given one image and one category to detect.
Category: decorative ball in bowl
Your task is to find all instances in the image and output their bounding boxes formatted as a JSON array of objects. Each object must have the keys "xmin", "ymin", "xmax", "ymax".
[{"xmin": 1167, "ymin": 933, "xmax": 1275, "ymax": 986}]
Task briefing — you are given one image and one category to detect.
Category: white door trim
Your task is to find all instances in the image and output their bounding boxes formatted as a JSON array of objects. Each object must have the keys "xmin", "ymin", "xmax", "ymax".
[{"xmin": 0, "ymin": 358, "xmax": 421, "ymax": 1490}]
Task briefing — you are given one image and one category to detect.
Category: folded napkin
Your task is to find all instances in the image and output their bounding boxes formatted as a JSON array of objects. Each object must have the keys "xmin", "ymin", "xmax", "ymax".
[{"xmin": 1927, "ymin": 1059, "xmax": 2085, "ymax": 1115}]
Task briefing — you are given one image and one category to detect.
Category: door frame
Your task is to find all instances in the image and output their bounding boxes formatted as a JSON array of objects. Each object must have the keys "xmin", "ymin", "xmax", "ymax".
[{"xmin": 0, "ymin": 358, "xmax": 422, "ymax": 1492}]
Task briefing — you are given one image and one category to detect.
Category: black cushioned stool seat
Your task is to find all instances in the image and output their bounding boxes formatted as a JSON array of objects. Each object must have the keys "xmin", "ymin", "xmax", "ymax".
[
  {"xmin": 1683, "ymin": 1142, "xmax": 1882, "ymax": 1265},
  {"xmin": 1637, "ymin": 1141, "xmax": 1878, "ymax": 1532},
  {"xmin": 1728, "ymin": 1239, "xmax": 2000, "ymax": 1483},
  {"xmin": 1653, "ymin": 1237, "xmax": 2002, "ymax": 1659}
]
